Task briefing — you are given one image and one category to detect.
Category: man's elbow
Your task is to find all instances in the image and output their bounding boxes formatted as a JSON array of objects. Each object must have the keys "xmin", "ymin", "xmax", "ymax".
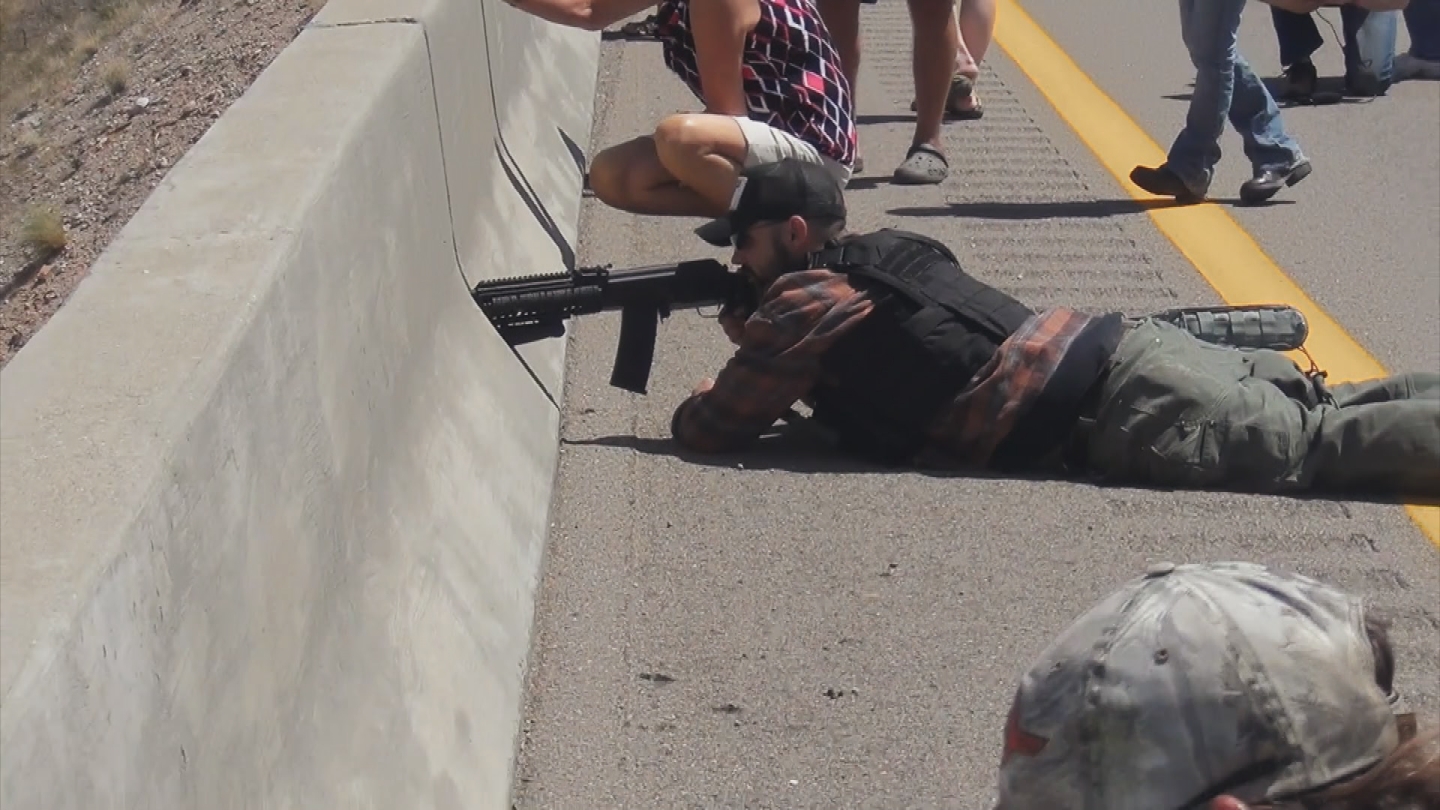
[
  {"xmin": 670, "ymin": 416, "xmax": 728, "ymax": 455},
  {"xmin": 671, "ymin": 418, "xmax": 765, "ymax": 454},
  {"xmin": 670, "ymin": 402, "xmax": 751, "ymax": 455}
]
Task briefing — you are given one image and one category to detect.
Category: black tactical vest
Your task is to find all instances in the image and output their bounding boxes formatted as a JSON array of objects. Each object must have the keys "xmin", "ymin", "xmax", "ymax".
[{"xmin": 803, "ymin": 229, "xmax": 1035, "ymax": 466}]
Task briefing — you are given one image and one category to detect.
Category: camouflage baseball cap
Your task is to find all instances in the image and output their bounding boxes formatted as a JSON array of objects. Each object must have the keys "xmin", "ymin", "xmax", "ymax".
[{"xmin": 996, "ymin": 560, "xmax": 1403, "ymax": 810}]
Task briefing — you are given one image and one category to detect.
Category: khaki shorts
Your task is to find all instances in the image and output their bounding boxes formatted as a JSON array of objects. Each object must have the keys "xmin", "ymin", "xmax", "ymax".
[{"xmin": 731, "ymin": 115, "xmax": 853, "ymax": 188}]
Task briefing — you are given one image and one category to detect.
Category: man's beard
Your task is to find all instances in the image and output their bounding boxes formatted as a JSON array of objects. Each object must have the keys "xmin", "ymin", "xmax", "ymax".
[
  {"xmin": 780, "ymin": 247, "xmax": 809, "ymax": 275},
  {"xmin": 775, "ymin": 238, "xmax": 810, "ymax": 276},
  {"xmin": 741, "ymin": 241, "xmax": 807, "ymax": 286}
]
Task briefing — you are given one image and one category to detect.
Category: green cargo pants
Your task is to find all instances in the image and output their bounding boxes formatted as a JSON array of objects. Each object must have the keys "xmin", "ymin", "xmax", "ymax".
[{"xmin": 1081, "ymin": 317, "xmax": 1440, "ymax": 497}]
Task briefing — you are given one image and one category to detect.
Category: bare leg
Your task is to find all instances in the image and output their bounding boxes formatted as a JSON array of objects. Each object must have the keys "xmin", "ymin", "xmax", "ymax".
[
  {"xmin": 908, "ymin": 0, "xmax": 956, "ymax": 149},
  {"xmin": 815, "ymin": 0, "xmax": 863, "ymax": 167},
  {"xmin": 892, "ymin": 0, "xmax": 957, "ymax": 183},
  {"xmin": 951, "ymin": 0, "xmax": 994, "ymax": 112},
  {"xmin": 953, "ymin": 7, "xmax": 976, "ymax": 77},
  {"xmin": 653, "ymin": 113, "xmax": 752, "ymax": 213},
  {"xmin": 912, "ymin": 0, "xmax": 991, "ymax": 114},
  {"xmin": 956, "ymin": 0, "xmax": 995, "ymax": 70},
  {"xmin": 587, "ymin": 113, "xmax": 751, "ymax": 217},
  {"xmin": 816, "ymin": 0, "xmax": 863, "ymax": 92}
]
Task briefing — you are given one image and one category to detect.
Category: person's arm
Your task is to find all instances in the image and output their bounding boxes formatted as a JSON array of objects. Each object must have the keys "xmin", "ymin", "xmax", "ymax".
[
  {"xmin": 690, "ymin": 0, "xmax": 762, "ymax": 116},
  {"xmin": 670, "ymin": 344, "xmax": 817, "ymax": 453},
  {"xmin": 670, "ymin": 270, "xmax": 872, "ymax": 453},
  {"xmin": 504, "ymin": 0, "xmax": 660, "ymax": 32}
]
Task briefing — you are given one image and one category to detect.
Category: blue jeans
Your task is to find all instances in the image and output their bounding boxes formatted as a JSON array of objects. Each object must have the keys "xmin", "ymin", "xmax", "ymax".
[
  {"xmin": 1166, "ymin": 0, "xmax": 1304, "ymax": 192},
  {"xmin": 1271, "ymin": 5, "xmax": 1397, "ymax": 90},
  {"xmin": 1405, "ymin": 0, "xmax": 1440, "ymax": 60}
]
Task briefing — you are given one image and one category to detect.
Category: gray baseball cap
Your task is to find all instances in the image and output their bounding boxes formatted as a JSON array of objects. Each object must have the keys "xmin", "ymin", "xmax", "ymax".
[{"xmin": 996, "ymin": 560, "xmax": 1404, "ymax": 810}]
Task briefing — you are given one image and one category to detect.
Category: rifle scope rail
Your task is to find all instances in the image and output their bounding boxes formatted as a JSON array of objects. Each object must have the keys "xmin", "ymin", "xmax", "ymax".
[
  {"xmin": 472, "ymin": 259, "xmax": 744, "ymax": 332},
  {"xmin": 472, "ymin": 265, "xmax": 613, "ymax": 330}
]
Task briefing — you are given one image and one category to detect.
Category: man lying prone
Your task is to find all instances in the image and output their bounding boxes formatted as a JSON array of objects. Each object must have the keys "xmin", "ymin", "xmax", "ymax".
[{"xmin": 671, "ymin": 158, "xmax": 1440, "ymax": 499}]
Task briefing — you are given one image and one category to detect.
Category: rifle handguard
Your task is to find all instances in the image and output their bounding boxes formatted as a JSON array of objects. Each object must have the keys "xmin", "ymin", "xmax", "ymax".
[
  {"xmin": 473, "ymin": 259, "xmax": 748, "ymax": 396},
  {"xmin": 471, "ymin": 266, "xmax": 612, "ymax": 331}
]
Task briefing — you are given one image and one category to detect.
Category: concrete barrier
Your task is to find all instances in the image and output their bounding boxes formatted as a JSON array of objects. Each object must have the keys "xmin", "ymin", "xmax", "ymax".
[{"xmin": 0, "ymin": 1, "xmax": 598, "ymax": 806}]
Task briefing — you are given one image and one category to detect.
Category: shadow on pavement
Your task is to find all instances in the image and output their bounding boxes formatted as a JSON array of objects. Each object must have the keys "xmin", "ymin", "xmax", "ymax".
[
  {"xmin": 1162, "ymin": 75, "xmax": 1377, "ymax": 107},
  {"xmin": 562, "ymin": 429, "xmax": 1440, "ymax": 509},
  {"xmin": 562, "ymin": 428, "xmax": 1041, "ymax": 480},
  {"xmin": 886, "ymin": 197, "xmax": 1294, "ymax": 219},
  {"xmin": 844, "ymin": 176, "xmax": 892, "ymax": 190},
  {"xmin": 855, "ymin": 113, "xmax": 918, "ymax": 125}
]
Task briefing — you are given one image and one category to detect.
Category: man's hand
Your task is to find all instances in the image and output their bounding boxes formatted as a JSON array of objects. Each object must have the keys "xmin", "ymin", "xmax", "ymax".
[
  {"xmin": 692, "ymin": 377, "xmax": 715, "ymax": 396},
  {"xmin": 718, "ymin": 306, "xmax": 748, "ymax": 345}
]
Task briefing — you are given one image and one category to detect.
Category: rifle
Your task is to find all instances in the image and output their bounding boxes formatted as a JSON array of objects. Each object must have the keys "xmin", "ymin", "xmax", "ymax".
[
  {"xmin": 471, "ymin": 259, "xmax": 755, "ymax": 394},
  {"xmin": 471, "ymin": 260, "xmax": 1311, "ymax": 395}
]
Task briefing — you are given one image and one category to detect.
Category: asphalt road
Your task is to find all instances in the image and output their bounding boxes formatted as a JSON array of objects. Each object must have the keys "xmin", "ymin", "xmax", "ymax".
[
  {"xmin": 511, "ymin": 3, "xmax": 1440, "ymax": 807},
  {"xmin": 1022, "ymin": 0, "xmax": 1440, "ymax": 373}
]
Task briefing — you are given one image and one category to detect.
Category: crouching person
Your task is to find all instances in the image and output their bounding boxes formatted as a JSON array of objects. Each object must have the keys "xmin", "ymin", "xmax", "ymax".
[
  {"xmin": 995, "ymin": 560, "xmax": 1439, "ymax": 809},
  {"xmin": 506, "ymin": 0, "xmax": 857, "ymax": 221}
]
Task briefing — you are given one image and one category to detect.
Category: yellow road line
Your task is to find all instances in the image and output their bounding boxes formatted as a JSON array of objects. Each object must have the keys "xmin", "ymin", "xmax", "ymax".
[{"xmin": 992, "ymin": 0, "xmax": 1440, "ymax": 548}]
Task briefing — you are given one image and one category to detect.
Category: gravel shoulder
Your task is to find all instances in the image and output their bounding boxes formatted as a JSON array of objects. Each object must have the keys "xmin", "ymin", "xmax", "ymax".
[{"xmin": 0, "ymin": 0, "xmax": 323, "ymax": 366}]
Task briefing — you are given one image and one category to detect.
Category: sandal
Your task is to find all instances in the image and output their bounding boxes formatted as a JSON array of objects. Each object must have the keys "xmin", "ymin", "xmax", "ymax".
[
  {"xmin": 892, "ymin": 142, "xmax": 948, "ymax": 185},
  {"xmin": 945, "ymin": 75, "xmax": 984, "ymax": 120},
  {"xmin": 911, "ymin": 73, "xmax": 984, "ymax": 119},
  {"xmin": 616, "ymin": 14, "xmax": 660, "ymax": 38}
]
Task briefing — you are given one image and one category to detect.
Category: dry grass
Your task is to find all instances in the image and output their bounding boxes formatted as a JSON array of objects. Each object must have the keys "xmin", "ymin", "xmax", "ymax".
[
  {"xmin": 74, "ymin": 31, "xmax": 100, "ymax": 61},
  {"xmin": 0, "ymin": 0, "xmax": 156, "ymax": 122},
  {"xmin": 1, "ymin": 0, "xmax": 328, "ymax": 121},
  {"xmin": 3, "ymin": 0, "xmax": 333, "ymax": 362},
  {"xmin": 20, "ymin": 205, "xmax": 67, "ymax": 259},
  {"xmin": 99, "ymin": 55, "xmax": 128, "ymax": 95}
]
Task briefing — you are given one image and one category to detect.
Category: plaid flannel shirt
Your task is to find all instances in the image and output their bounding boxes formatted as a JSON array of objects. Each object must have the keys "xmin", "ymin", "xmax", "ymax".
[{"xmin": 670, "ymin": 267, "xmax": 1112, "ymax": 468}]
